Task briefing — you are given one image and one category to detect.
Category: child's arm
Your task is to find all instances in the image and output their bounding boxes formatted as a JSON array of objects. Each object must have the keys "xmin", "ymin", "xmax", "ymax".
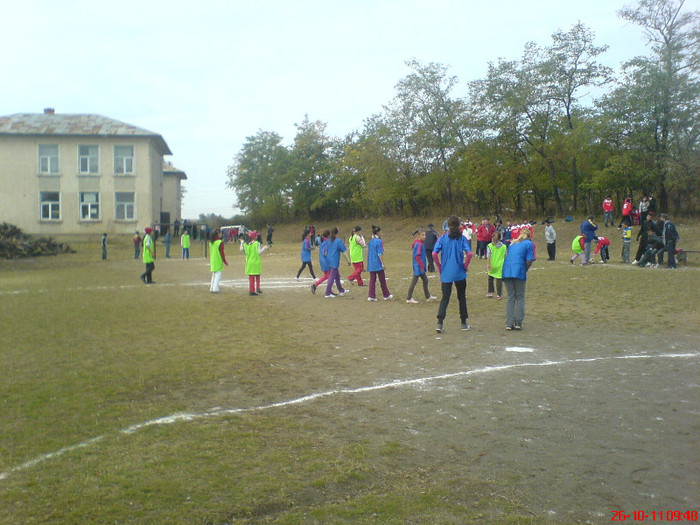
[
  {"xmin": 220, "ymin": 242, "xmax": 228, "ymax": 265},
  {"xmin": 258, "ymin": 244, "xmax": 269, "ymax": 255}
]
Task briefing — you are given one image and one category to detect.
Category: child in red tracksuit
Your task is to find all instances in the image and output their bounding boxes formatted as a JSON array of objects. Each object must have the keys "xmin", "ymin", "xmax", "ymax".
[{"xmin": 593, "ymin": 236, "xmax": 610, "ymax": 263}]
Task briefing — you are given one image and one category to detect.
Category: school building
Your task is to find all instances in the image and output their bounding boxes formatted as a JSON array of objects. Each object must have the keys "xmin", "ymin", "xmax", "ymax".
[{"xmin": 0, "ymin": 108, "xmax": 186, "ymax": 235}]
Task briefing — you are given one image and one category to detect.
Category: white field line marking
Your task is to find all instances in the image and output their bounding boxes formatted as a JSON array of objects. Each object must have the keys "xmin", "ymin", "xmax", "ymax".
[
  {"xmin": 1, "ymin": 351, "xmax": 697, "ymax": 482},
  {"xmin": 506, "ymin": 347, "xmax": 535, "ymax": 353}
]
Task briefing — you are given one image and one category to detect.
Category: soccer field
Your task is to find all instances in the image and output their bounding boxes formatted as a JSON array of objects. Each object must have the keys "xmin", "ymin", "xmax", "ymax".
[{"xmin": 1, "ymin": 221, "xmax": 698, "ymax": 523}]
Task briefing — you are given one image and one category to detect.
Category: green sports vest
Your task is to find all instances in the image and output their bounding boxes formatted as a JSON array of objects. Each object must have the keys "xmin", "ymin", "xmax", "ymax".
[
  {"xmin": 349, "ymin": 234, "xmax": 364, "ymax": 263},
  {"xmin": 487, "ymin": 243, "xmax": 506, "ymax": 278},
  {"xmin": 210, "ymin": 239, "xmax": 223, "ymax": 272}
]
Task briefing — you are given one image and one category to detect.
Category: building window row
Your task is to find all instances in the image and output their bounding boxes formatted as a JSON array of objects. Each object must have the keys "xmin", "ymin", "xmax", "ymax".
[
  {"xmin": 38, "ymin": 144, "xmax": 135, "ymax": 175},
  {"xmin": 39, "ymin": 191, "xmax": 136, "ymax": 221}
]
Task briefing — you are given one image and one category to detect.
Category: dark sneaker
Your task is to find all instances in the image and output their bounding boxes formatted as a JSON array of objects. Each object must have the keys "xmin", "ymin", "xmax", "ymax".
[
  {"xmin": 461, "ymin": 323, "xmax": 471, "ymax": 331},
  {"xmin": 256, "ymin": 289, "xmax": 263, "ymax": 294},
  {"xmin": 311, "ymin": 283, "xmax": 316, "ymax": 294},
  {"xmin": 249, "ymin": 291, "xmax": 258, "ymax": 296},
  {"xmin": 435, "ymin": 323, "xmax": 444, "ymax": 333}
]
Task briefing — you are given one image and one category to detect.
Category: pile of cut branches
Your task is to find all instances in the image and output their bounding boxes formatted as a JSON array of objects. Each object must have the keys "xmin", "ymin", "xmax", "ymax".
[{"xmin": 0, "ymin": 223, "xmax": 73, "ymax": 258}]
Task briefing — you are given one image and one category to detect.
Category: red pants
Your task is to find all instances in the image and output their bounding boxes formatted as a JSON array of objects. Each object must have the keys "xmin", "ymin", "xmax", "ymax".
[
  {"xmin": 348, "ymin": 262, "xmax": 364, "ymax": 285},
  {"xmin": 314, "ymin": 270, "xmax": 330, "ymax": 287},
  {"xmin": 248, "ymin": 275, "xmax": 261, "ymax": 292}
]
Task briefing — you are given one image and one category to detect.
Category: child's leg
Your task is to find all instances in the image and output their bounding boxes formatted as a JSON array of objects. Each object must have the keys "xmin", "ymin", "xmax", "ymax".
[
  {"xmin": 496, "ymin": 278, "xmax": 503, "ymax": 297},
  {"xmin": 248, "ymin": 275, "xmax": 255, "ymax": 293},
  {"xmin": 314, "ymin": 270, "xmax": 329, "ymax": 287},
  {"xmin": 378, "ymin": 270, "xmax": 391, "ymax": 298},
  {"xmin": 325, "ymin": 268, "xmax": 336, "ymax": 295},
  {"xmin": 308, "ymin": 261, "xmax": 316, "ymax": 279},
  {"xmin": 406, "ymin": 275, "xmax": 418, "ymax": 300},
  {"xmin": 420, "ymin": 273, "xmax": 431, "ymax": 299},
  {"xmin": 255, "ymin": 275, "xmax": 261, "ymax": 292},
  {"xmin": 368, "ymin": 271, "xmax": 377, "ymax": 299},
  {"xmin": 488, "ymin": 275, "xmax": 494, "ymax": 295}
]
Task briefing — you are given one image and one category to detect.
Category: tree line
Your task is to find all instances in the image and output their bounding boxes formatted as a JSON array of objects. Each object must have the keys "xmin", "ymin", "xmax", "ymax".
[{"xmin": 226, "ymin": 0, "xmax": 699, "ymax": 224}]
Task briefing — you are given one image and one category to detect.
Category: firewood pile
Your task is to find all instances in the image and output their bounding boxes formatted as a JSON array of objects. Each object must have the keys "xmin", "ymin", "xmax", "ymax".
[{"xmin": 0, "ymin": 223, "xmax": 73, "ymax": 258}]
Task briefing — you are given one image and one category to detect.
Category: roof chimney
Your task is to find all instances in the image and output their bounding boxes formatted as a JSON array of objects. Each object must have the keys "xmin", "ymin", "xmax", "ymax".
[{"xmin": 43, "ymin": 108, "xmax": 55, "ymax": 115}]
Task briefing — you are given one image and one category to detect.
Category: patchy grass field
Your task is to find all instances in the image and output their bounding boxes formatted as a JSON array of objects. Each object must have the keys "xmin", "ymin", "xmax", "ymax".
[{"xmin": 1, "ymin": 217, "xmax": 699, "ymax": 524}]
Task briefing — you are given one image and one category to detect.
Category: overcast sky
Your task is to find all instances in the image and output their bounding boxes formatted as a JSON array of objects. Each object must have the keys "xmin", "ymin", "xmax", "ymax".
[{"xmin": 1, "ymin": 0, "xmax": 654, "ymax": 219}]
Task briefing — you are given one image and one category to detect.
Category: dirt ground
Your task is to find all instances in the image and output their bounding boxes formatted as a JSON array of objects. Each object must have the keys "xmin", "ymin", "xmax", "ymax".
[{"xmin": 172, "ymin": 233, "xmax": 700, "ymax": 522}]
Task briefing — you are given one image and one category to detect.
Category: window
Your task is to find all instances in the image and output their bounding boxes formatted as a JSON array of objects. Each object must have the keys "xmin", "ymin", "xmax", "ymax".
[
  {"xmin": 115, "ymin": 192, "xmax": 135, "ymax": 220},
  {"xmin": 114, "ymin": 145, "xmax": 134, "ymax": 174},
  {"xmin": 39, "ymin": 144, "xmax": 59, "ymax": 174},
  {"xmin": 80, "ymin": 192, "xmax": 100, "ymax": 220},
  {"xmin": 78, "ymin": 145, "xmax": 99, "ymax": 174},
  {"xmin": 40, "ymin": 191, "xmax": 60, "ymax": 220}
]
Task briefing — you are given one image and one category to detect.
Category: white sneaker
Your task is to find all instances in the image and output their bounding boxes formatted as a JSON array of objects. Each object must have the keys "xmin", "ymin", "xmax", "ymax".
[
  {"xmin": 339, "ymin": 290, "xmax": 350, "ymax": 296},
  {"xmin": 367, "ymin": 297, "xmax": 378, "ymax": 302},
  {"xmin": 631, "ymin": 260, "xmax": 638, "ymax": 265},
  {"xmin": 384, "ymin": 295, "xmax": 393, "ymax": 300},
  {"xmin": 427, "ymin": 296, "xmax": 437, "ymax": 301},
  {"xmin": 406, "ymin": 298, "xmax": 419, "ymax": 304},
  {"xmin": 325, "ymin": 293, "xmax": 336, "ymax": 298}
]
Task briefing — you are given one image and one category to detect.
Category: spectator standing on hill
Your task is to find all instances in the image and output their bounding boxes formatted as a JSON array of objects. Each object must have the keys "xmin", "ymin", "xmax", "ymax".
[
  {"xmin": 639, "ymin": 196, "xmax": 650, "ymax": 225},
  {"xmin": 209, "ymin": 229, "xmax": 228, "ymax": 293},
  {"xmin": 173, "ymin": 219, "xmax": 180, "ymax": 237},
  {"xmin": 432, "ymin": 215, "xmax": 473, "ymax": 333},
  {"xmin": 660, "ymin": 213, "xmax": 679, "ymax": 269},
  {"xmin": 476, "ymin": 218, "xmax": 495, "ymax": 258},
  {"xmin": 133, "ymin": 231, "xmax": 142, "ymax": 259},
  {"xmin": 602, "ymin": 196, "xmax": 614, "ymax": 227},
  {"xmin": 502, "ymin": 229, "xmax": 535, "ymax": 331},
  {"xmin": 618, "ymin": 198, "xmax": 633, "ymax": 228},
  {"xmin": 580, "ymin": 215, "xmax": 598, "ymax": 265},
  {"xmin": 424, "ymin": 224, "xmax": 438, "ymax": 272},
  {"xmin": 544, "ymin": 219, "xmax": 556, "ymax": 261},
  {"xmin": 140, "ymin": 227, "xmax": 155, "ymax": 284}
]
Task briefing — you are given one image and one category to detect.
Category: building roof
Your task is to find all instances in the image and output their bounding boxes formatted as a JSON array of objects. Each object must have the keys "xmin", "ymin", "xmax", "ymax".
[
  {"xmin": 163, "ymin": 160, "xmax": 188, "ymax": 180},
  {"xmin": 0, "ymin": 111, "xmax": 172, "ymax": 155}
]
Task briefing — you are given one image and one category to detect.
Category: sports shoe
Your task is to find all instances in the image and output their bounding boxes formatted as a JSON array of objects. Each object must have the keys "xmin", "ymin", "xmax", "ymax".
[
  {"xmin": 406, "ymin": 298, "xmax": 419, "ymax": 304},
  {"xmin": 435, "ymin": 323, "xmax": 444, "ymax": 333},
  {"xmin": 367, "ymin": 297, "xmax": 378, "ymax": 302},
  {"xmin": 514, "ymin": 325, "xmax": 522, "ymax": 330},
  {"xmin": 249, "ymin": 291, "xmax": 258, "ymax": 296},
  {"xmin": 325, "ymin": 293, "xmax": 336, "ymax": 298},
  {"xmin": 506, "ymin": 326, "xmax": 514, "ymax": 331},
  {"xmin": 570, "ymin": 258, "xmax": 574, "ymax": 265},
  {"xmin": 427, "ymin": 296, "xmax": 437, "ymax": 301},
  {"xmin": 256, "ymin": 289, "xmax": 263, "ymax": 294},
  {"xmin": 486, "ymin": 293, "xmax": 493, "ymax": 298},
  {"xmin": 311, "ymin": 283, "xmax": 316, "ymax": 294},
  {"xmin": 632, "ymin": 260, "xmax": 638, "ymax": 265},
  {"xmin": 383, "ymin": 294, "xmax": 393, "ymax": 300},
  {"xmin": 339, "ymin": 289, "xmax": 350, "ymax": 296},
  {"xmin": 461, "ymin": 323, "xmax": 471, "ymax": 331},
  {"xmin": 496, "ymin": 295, "xmax": 502, "ymax": 300}
]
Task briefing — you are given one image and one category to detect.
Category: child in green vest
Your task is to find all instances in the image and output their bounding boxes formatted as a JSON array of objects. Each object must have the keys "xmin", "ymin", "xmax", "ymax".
[
  {"xmin": 209, "ymin": 229, "xmax": 228, "ymax": 293},
  {"xmin": 486, "ymin": 231, "xmax": 506, "ymax": 299},
  {"xmin": 240, "ymin": 230, "xmax": 269, "ymax": 296}
]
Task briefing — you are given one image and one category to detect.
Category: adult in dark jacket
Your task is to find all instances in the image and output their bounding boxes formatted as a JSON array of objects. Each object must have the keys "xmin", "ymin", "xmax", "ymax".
[
  {"xmin": 580, "ymin": 215, "xmax": 598, "ymax": 265},
  {"xmin": 660, "ymin": 213, "xmax": 679, "ymax": 269},
  {"xmin": 424, "ymin": 224, "xmax": 439, "ymax": 272}
]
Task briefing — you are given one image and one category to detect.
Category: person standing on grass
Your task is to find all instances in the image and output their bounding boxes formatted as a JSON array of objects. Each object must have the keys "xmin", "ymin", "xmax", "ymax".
[
  {"xmin": 486, "ymin": 231, "xmax": 506, "ymax": 299},
  {"xmin": 164, "ymin": 231, "xmax": 171, "ymax": 258},
  {"xmin": 296, "ymin": 230, "xmax": 316, "ymax": 280},
  {"xmin": 570, "ymin": 234, "xmax": 586, "ymax": 265},
  {"xmin": 502, "ymin": 229, "xmax": 535, "ymax": 331},
  {"xmin": 324, "ymin": 227, "xmax": 351, "ymax": 298},
  {"xmin": 660, "ymin": 213, "xmax": 679, "ymax": 269},
  {"xmin": 580, "ymin": 215, "xmax": 598, "ymax": 265},
  {"xmin": 424, "ymin": 223, "xmax": 438, "ymax": 272},
  {"xmin": 101, "ymin": 233, "xmax": 107, "ymax": 260},
  {"xmin": 602, "ymin": 196, "xmax": 614, "ymax": 227},
  {"xmin": 432, "ymin": 215, "xmax": 473, "ymax": 333},
  {"xmin": 140, "ymin": 227, "xmax": 155, "ymax": 284},
  {"xmin": 266, "ymin": 224, "xmax": 274, "ymax": 246},
  {"xmin": 347, "ymin": 226, "xmax": 366, "ymax": 286},
  {"xmin": 618, "ymin": 197, "xmax": 633, "ymax": 228},
  {"xmin": 544, "ymin": 219, "xmax": 556, "ymax": 261},
  {"xmin": 209, "ymin": 229, "xmax": 228, "ymax": 293},
  {"xmin": 476, "ymin": 218, "xmax": 495, "ymax": 259},
  {"xmin": 181, "ymin": 229, "xmax": 190, "ymax": 260},
  {"xmin": 407, "ymin": 228, "xmax": 436, "ymax": 304},
  {"xmin": 240, "ymin": 231, "xmax": 269, "ymax": 296},
  {"xmin": 133, "ymin": 231, "xmax": 142, "ymax": 259},
  {"xmin": 367, "ymin": 225, "xmax": 393, "ymax": 302},
  {"xmin": 621, "ymin": 225, "xmax": 632, "ymax": 263},
  {"xmin": 311, "ymin": 230, "xmax": 330, "ymax": 294}
]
